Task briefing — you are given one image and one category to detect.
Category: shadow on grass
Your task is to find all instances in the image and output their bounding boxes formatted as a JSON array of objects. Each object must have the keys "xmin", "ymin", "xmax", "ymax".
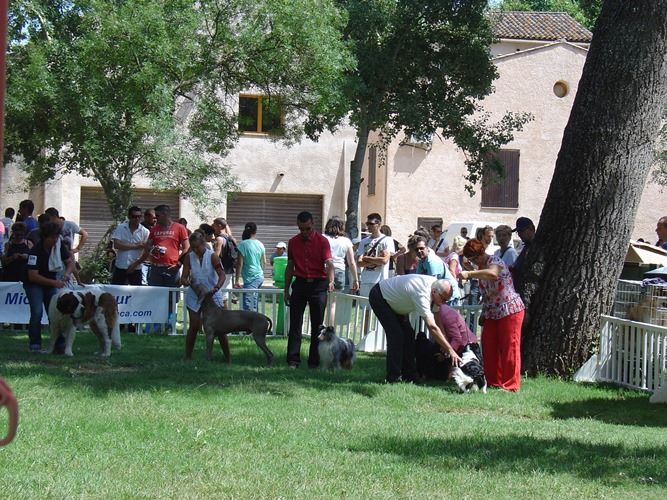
[
  {"xmin": 0, "ymin": 331, "xmax": 388, "ymax": 398},
  {"xmin": 551, "ymin": 394, "xmax": 667, "ymax": 428},
  {"xmin": 347, "ymin": 434, "xmax": 666, "ymax": 486}
]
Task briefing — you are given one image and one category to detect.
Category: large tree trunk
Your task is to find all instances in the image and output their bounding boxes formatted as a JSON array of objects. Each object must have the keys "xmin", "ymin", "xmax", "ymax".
[
  {"xmin": 520, "ymin": 1, "xmax": 667, "ymax": 376},
  {"xmin": 345, "ymin": 124, "xmax": 369, "ymax": 239}
]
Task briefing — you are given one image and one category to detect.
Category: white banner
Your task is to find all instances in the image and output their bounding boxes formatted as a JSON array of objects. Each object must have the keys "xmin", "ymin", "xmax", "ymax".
[{"xmin": 0, "ymin": 282, "xmax": 171, "ymax": 324}]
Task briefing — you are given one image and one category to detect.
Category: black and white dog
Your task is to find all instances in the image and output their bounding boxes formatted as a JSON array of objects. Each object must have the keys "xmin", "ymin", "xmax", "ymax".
[
  {"xmin": 451, "ymin": 344, "xmax": 487, "ymax": 393},
  {"xmin": 416, "ymin": 333, "xmax": 486, "ymax": 393},
  {"xmin": 317, "ymin": 326, "xmax": 356, "ymax": 371}
]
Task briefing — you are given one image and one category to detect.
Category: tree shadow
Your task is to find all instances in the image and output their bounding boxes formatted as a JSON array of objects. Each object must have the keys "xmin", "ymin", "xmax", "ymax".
[
  {"xmin": 0, "ymin": 332, "xmax": 387, "ymax": 398},
  {"xmin": 551, "ymin": 394, "xmax": 667, "ymax": 428},
  {"xmin": 346, "ymin": 433, "xmax": 666, "ymax": 486}
]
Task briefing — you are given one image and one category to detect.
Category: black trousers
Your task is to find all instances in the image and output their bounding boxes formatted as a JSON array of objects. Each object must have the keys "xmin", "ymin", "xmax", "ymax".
[
  {"xmin": 369, "ymin": 284, "xmax": 417, "ymax": 382},
  {"xmin": 147, "ymin": 265, "xmax": 180, "ymax": 287},
  {"xmin": 111, "ymin": 266, "xmax": 143, "ymax": 286},
  {"xmin": 286, "ymin": 278, "xmax": 328, "ymax": 367}
]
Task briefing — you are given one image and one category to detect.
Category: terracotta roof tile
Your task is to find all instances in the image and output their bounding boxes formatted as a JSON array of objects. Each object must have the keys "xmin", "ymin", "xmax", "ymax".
[{"xmin": 490, "ymin": 11, "xmax": 593, "ymax": 43}]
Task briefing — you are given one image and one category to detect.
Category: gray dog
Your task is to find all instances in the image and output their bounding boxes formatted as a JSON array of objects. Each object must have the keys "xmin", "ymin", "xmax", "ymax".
[{"xmin": 193, "ymin": 284, "xmax": 274, "ymax": 365}]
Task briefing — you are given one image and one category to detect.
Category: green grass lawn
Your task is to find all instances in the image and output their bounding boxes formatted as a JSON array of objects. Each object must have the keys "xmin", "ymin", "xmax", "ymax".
[{"xmin": 1, "ymin": 330, "xmax": 666, "ymax": 499}]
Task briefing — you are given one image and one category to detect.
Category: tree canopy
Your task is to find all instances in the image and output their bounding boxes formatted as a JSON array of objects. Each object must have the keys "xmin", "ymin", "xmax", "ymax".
[
  {"xmin": 5, "ymin": 0, "xmax": 352, "ymax": 222},
  {"xmin": 335, "ymin": 0, "xmax": 531, "ymax": 236}
]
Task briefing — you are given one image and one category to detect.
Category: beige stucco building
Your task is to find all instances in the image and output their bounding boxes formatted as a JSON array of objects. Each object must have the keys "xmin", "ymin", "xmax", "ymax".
[
  {"xmin": 361, "ymin": 12, "xmax": 664, "ymax": 244},
  {"xmin": 1, "ymin": 12, "xmax": 664, "ymax": 251}
]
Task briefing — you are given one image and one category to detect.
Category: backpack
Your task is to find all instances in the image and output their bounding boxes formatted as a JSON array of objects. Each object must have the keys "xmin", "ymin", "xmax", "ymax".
[{"xmin": 219, "ymin": 235, "xmax": 237, "ymax": 273}]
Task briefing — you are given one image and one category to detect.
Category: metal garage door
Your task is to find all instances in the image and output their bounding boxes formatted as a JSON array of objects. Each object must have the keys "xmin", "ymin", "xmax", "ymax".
[
  {"xmin": 80, "ymin": 187, "xmax": 180, "ymax": 256},
  {"xmin": 226, "ymin": 193, "xmax": 324, "ymax": 255}
]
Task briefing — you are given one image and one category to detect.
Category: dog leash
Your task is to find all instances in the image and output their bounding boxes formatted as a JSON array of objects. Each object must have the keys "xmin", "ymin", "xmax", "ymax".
[{"xmin": 0, "ymin": 378, "xmax": 18, "ymax": 446}]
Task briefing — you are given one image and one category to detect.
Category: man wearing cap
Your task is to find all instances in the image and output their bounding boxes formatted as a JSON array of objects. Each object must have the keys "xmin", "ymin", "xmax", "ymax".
[
  {"xmin": 270, "ymin": 241, "xmax": 287, "ymax": 266},
  {"xmin": 511, "ymin": 217, "xmax": 535, "ymax": 297},
  {"xmin": 369, "ymin": 274, "xmax": 461, "ymax": 383}
]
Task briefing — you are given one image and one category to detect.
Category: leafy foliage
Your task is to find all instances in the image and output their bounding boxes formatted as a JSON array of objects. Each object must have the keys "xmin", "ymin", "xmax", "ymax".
[
  {"xmin": 5, "ymin": 0, "xmax": 352, "ymax": 221},
  {"xmin": 495, "ymin": 0, "xmax": 602, "ymax": 30},
  {"xmin": 336, "ymin": 0, "xmax": 531, "ymax": 235}
]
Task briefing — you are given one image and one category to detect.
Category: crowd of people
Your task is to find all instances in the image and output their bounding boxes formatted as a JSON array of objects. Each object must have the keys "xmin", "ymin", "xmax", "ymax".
[{"xmin": 2, "ymin": 198, "xmax": 666, "ymax": 391}]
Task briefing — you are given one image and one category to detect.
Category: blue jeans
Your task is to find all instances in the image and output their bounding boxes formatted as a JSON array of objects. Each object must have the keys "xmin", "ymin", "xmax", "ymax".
[
  {"xmin": 242, "ymin": 275, "xmax": 264, "ymax": 311},
  {"xmin": 23, "ymin": 284, "xmax": 59, "ymax": 350}
]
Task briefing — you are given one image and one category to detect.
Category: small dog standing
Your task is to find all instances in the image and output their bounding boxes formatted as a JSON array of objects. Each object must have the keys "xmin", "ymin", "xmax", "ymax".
[
  {"xmin": 48, "ymin": 287, "xmax": 121, "ymax": 357},
  {"xmin": 193, "ymin": 284, "xmax": 274, "ymax": 365},
  {"xmin": 317, "ymin": 326, "xmax": 356, "ymax": 371}
]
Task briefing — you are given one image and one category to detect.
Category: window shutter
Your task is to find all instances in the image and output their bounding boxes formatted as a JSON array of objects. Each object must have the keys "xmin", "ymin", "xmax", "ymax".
[
  {"xmin": 481, "ymin": 150, "xmax": 520, "ymax": 208},
  {"xmin": 417, "ymin": 217, "xmax": 443, "ymax": 231},
  {"xmin": 367, "ymin": 146, "xmax": 377, "ymax": 196}
]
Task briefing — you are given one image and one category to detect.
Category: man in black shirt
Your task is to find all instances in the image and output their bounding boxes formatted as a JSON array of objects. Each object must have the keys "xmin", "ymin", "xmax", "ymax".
[
  {"xmin": 511, "ymin": 217, "xmax": 536, "ymax": 300},
  {"xmin": 24, "ymin": 223, "xmax": 75, "ymax": 352}
]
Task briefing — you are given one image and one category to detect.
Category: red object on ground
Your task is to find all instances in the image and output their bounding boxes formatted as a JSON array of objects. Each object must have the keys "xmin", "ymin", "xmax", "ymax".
[{"xmin": 0, "ymin": 378, "xmax": 18, "ymax": 446}]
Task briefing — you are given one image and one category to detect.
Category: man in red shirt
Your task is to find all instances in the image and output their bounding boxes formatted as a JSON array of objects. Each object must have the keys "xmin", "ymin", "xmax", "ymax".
[
  {"xmin": 128, "ymin": 204, "xmax": 189, "ymax": 287},
  {"xmin": 284, "ymin": 211, "xmax": 334, "ymax": 368}
]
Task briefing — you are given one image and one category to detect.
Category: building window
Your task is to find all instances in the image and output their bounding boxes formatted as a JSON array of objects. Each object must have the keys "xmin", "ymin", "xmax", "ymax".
[
  {"xmin": 417, "ymin": 217, "xmax": 443, "ymax": 232},
  {"xmin": 238, "ymin": 94, "xmax": 283, "ymax": 135},
  {"xmin": 368, "ymin": 146, "xmax": 377, "ymax": 196},
  {"xmin": 481, "ymin": 150, "xmax": 520, "ymax": 209},
  {"xmin": 553, "ymin": 80, "xmax": 569, "ymax": 98}
]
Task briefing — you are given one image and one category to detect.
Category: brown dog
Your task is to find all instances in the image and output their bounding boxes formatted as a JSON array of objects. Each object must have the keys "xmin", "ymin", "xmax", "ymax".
[
  {"xmin": 192, "ymin": 284, "xmax": 274, "ymax": 365},
  {"xmin": 48, "ymin": 288, "xmax": 121, "ymax": 357}
]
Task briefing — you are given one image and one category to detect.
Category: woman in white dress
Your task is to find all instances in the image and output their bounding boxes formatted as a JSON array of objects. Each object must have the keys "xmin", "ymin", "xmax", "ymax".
[{"xmin": 181, "ymin": 231, "xmax": 227, "ymax": 361}]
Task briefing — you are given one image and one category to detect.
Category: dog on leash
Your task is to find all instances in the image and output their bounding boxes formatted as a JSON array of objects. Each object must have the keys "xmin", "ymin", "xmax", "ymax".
[
  {"xmin": 48, "ymin": 287, "xmax": 121, "ymax": 357},
  {"xmin": 193, "ymin": 284, "xmax": 274, "ymax": 365},
  {"xmin": 317, "ymin": 326, "xmax": 356, "ymax": 371},
  {"xmin": 451, "ymin": 343, "xmax": 487, "ymax": 393}
]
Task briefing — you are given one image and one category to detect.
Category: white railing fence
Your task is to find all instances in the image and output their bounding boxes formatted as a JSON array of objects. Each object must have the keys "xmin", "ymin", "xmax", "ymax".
[
  {"xmin": 161, "ymin": 287, "xmax": 286, "ymax": 336},
  {"xmin": 594, "ymin": 315, "xmax": 667, "ymax": 392},
  {"xmin": 327, "ymin": 293, "xmax": 483, "ymax": 352},
  {"xmin": 0, "ymin": 283, "xmax": 482, "ymax": 353},
  {"xmin": 158, "ymin": 289, "xmax": 483, "ymax": 354}
]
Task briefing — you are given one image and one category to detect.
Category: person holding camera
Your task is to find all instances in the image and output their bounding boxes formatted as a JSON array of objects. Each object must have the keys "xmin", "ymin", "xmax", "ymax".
[
  {"xmin": 127, "ymin": 205, "xmax": 189, "ymax": 332},
  {"xmin": 128, "ymin": 205, "xmax": 189, "ymax": 287}
]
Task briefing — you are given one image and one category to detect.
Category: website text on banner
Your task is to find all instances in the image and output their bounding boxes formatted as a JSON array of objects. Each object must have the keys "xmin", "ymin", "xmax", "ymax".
[{"xmin": 0, "ymin": 283, "xmax": 170, "ymax": 324}]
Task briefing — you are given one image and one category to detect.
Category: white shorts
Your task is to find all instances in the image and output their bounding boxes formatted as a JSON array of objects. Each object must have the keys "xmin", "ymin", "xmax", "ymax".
[
  {"xmin": 221, "ymin": 275, "xmax": 233, "ymax": 301},
  {"xmin": 185, "ymin": 286, "xmax": 224, "ymax": 313}
]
